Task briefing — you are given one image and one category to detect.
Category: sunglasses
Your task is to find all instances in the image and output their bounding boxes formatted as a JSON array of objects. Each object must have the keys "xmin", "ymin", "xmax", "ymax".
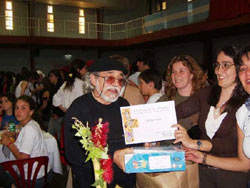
[
  {"xmin": 95, "ymin": 75, "xmax": 127, "ymax": 87},
  {"xmin": 213, "ymin": 62, "xmax": 235, "ymax": 71},
  {"xmin": 171, "ymin": 55, "xmax": 193, "ymax": 68}
]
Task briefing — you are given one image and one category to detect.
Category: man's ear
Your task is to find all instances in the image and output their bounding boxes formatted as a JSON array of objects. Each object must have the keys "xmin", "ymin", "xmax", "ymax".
[
  {"xmin": 29, "ymin": 109, "xmax": 34, "ymax": 117},
  {"xmin": 90, "ymin": 73, "xmax": 96, "ymax": 87}
]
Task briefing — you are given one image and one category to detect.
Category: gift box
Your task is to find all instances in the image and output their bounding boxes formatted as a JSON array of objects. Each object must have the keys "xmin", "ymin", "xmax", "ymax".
[{"xmin": 125, "ymin": 146, "xmax": 185, "ymax": 173}]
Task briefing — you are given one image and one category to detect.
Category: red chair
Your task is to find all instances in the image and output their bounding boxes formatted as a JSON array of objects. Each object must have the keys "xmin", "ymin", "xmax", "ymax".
[{"xmin": 0, "ymin": 156, "xmax": 49, "ymax": 188}]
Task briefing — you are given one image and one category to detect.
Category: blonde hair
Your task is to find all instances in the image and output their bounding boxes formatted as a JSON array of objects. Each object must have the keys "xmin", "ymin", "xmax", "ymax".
[{"xmin": 165, "ymin": 55, "xmax": 206, "ymax": 100}]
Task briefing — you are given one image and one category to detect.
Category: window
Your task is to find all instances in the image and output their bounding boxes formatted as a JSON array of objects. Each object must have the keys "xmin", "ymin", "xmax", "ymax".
[
  {"xmin": 48, "ymin": 5, "xmax": 53, "ymax": 13},
  {"xmin": 47, "ymin": 5, "xmax": 54, "ymax": 32},
  {"xmin": 5, "ymin": 1, "xmax": 13, "ymax": 30},
  {"xmin": 162, "ymin": 1, "xmax": 167, "ymax": 10},
  {"xmin": 79, "ymin": 9, "xmax": 85, "ymax": 34},
  {"xmin": 188, "ymin": 0, "xmax": 193, "ymax": 23}
]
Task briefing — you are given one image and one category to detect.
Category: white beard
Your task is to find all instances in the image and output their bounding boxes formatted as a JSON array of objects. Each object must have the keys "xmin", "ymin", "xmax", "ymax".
[{"xmin": 96, "ymin": 81, "xmax": 123, "ymax": 103}]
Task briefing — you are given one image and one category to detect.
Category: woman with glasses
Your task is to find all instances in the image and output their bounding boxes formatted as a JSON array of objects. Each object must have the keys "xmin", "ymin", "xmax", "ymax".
[
  {"xmin": 174, "ymin": 45, "xmax": 250, "ymax": 188},
  {"xmin": 185, "ymin": 45, "xmax": 250, "ymax": 185}
]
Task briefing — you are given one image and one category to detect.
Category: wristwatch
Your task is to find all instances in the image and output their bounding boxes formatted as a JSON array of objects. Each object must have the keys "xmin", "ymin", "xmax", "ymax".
[{"xmin": 197, "ymin": 140, "xmax": 202, "ymax": 150}]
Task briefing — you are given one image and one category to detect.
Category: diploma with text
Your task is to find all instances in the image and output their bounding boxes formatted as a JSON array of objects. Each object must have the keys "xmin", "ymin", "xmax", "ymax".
[{"xmin": 120, "ymin": 101, "xmax": 177, "ymax": 144}]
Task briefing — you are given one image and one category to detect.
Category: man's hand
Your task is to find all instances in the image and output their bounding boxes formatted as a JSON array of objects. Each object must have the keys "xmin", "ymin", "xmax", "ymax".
[{"xmin": 113, "ymin": 147, "xmax": 133, "ymax": 172}]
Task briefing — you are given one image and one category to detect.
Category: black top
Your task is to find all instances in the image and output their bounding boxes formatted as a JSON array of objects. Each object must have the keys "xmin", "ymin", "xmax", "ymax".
[
  {"xmin": 50, "ymin": 82, "xmax": 64, "ymax": 117},
  {"xmin": 64, "ymin": 92, "xmax": 130, "ymax": 167},
  {"xmin": 176, "ymin": 86, "xmax": 238, "ymax": 157}
]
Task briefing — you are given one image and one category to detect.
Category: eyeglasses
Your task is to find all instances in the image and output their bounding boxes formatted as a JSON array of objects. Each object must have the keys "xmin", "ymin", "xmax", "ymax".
[
  {"xmin": 95, "ymin": 75, "xmax": 127, "ymax": 87},
  {"xmin": 213, "ymin": 62, "xmax": 235, "ymax": 71}
]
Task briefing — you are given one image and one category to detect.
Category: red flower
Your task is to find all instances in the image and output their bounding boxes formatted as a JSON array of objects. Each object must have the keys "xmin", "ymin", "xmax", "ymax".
[
  {"xmin": 100, "ymin": 158, "xmax": 113, "ymax": 184},
  {"xmin": 91, "ymin": 119, "xmax": 113, "ymax": 185},
  {"xmin": 91, "ymin": 121, "xmax": 109, "ymax": 148}
]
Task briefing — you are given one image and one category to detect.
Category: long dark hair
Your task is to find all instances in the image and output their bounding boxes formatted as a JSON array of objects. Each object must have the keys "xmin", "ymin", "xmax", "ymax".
[
  {"xmin": 3, "ymin": 72, "xmax": 14, "ymax": 93},
  {"xmin": 208, "ymin": 45, "xmax": 248, "ymax": 112},
  {"xmin": 1, "ymin": 93, "xmax": 16, "ymax": 115},
  {"xmin": 235, "ymin": 44, "xmax": 250, "ymax": 98},
  {"xmin": 49, "ymin": 69, "xmax": 63, "ymax": 90},
  {"xmin": 64, "ymin": 59, "xmax": 84, "ymax": 91}
]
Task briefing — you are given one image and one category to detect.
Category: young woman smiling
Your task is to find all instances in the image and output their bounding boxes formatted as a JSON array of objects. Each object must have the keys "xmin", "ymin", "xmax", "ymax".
[
  {"xmin": 158, "ymin": 55, "xmax": 206, "ymax": 136},
  {"xmin": 185, "ymin": 45, "xmax": 250, "ymax": 186},
  {"xmin": 1, "ymin": 95, "xmax": 51, "ymax": 187},
  {"xmin": 174, "ymin": 45, "xmax": 250, "ymax": 188}
]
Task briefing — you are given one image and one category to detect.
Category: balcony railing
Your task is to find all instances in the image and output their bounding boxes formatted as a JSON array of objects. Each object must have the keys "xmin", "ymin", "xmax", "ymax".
[{"xmin": 0, "ymin": 0, "xmax": 209, "ymax": 40}]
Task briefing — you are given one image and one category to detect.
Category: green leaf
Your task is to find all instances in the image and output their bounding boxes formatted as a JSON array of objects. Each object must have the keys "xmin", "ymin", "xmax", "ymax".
[
  {"xmin": 75, "ymin": 132, "xmax": 82, "ymax": 137},
  {"xmin": 91, "ymin": 179, "xmax": 104, "ymax": 187}
]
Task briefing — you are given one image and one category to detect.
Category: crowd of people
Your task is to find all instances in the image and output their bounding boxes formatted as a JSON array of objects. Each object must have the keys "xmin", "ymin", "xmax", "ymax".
[{"xmin": 0, "ymin": 44, "xmax": 249, "ymax": 188}]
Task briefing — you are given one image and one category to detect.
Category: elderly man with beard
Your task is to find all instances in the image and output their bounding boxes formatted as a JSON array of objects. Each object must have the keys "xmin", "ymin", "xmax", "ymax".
[{"xmin": 64, "ymin": 58, "xmax": 136, "ymax": 188}]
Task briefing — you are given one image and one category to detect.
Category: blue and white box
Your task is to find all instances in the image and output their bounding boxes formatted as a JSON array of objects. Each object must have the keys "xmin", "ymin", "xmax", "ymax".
[{"xmin": 125, "ymin": 146, "xmax": 185, "ymax": 173}]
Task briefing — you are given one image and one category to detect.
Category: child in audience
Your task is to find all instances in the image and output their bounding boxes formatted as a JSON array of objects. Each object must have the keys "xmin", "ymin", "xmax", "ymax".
[
  {"xmin": 0, "ymin": 93, "xmax": 19, "ymax": 130},
  {"xmin": 1, "ymin": 95, "xmax": 52, "ymax": 188},
  {"xmin": 138, "ymin": 69, "xmax": 163, "ymax": 103}
]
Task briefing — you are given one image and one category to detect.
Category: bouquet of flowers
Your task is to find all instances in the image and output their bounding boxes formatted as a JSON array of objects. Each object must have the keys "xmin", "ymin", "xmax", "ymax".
[{"xmin": 72, "ymin": 117, "xmax": 113, "ymax": 188}]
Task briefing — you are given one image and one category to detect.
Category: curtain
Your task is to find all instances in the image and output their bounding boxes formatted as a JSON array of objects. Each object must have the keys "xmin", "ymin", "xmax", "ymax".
[{"xmin": 209, "ymin": 0, "xmax": 250, "ymax": 21}]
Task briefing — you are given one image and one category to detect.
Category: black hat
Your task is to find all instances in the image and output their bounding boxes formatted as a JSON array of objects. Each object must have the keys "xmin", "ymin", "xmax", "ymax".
[{"xmin": 88, "ymin": 58, "xmax": 128, "ymax": 75}]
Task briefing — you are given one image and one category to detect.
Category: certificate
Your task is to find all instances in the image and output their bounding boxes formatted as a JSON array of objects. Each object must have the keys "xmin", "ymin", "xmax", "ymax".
[{"xmin": 120, "ymin": 101, "xmax": 177, "ymax": 144}]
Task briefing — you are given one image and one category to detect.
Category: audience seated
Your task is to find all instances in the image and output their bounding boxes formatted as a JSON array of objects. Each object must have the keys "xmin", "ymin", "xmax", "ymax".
[
  {"xmin": 0, "ymin": 93, "xmax": 19, "ymax": 130},
  {"xmin": 0, "ymin": 95, "xmax": 52, "ymax": 188}
]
